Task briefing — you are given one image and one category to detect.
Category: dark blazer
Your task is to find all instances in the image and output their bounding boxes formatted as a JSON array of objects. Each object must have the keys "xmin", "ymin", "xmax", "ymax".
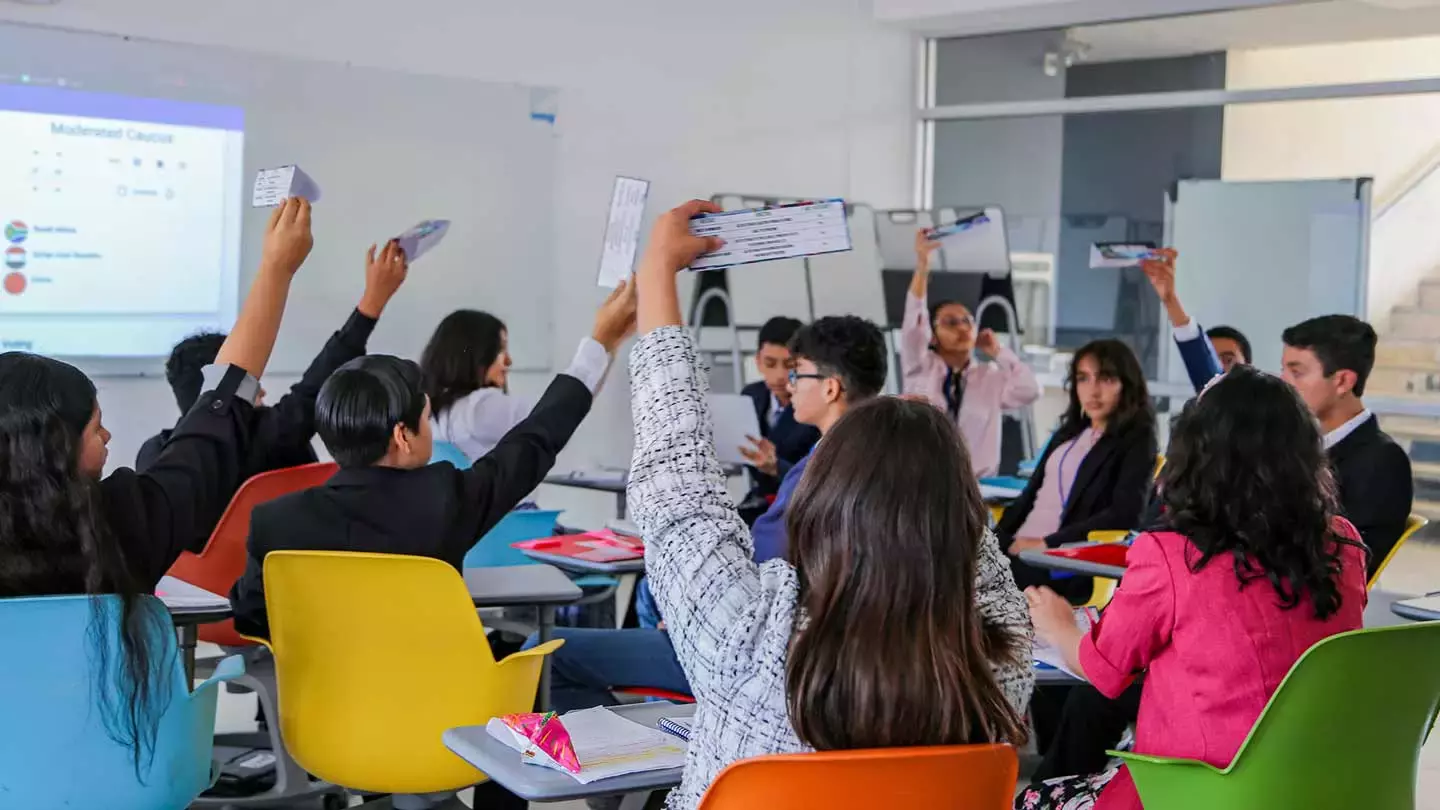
[
  {"xmin": 741, "ymin": 381, "xmax": 820, "ymax": 495},
  {"xmin": 997, "ymin": 418, "xmax": 1158, "ymax": 550},
  {"xmin": 137, "ymin": 309, "xmax": 377, "ymax": 486},
  {"xmin": 1329, "ymin": 414, "xmax": 1413, "ymax": 579},
  {"xmin": 229, "ymin": 373, "xmax": 592, "ymax": 639}
]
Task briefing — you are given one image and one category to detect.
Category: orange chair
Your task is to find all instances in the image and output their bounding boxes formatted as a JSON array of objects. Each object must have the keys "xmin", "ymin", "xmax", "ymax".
[
  {"xmin": 165, "ymin": 461, "xmax": 342, "ymax": 809},
  {"xmin": 696, "ymin": 744, "xmax": 1017, "ymax": 809},
  {"xmin": 168, "ymin": 461, "xmax": 337, "ymax": 646}
]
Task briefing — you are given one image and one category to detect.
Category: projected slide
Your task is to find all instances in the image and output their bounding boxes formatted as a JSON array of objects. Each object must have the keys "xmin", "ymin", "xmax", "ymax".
[{"xmin": 0, "ymin": 84, "xmax": 243, "ymax": 357}]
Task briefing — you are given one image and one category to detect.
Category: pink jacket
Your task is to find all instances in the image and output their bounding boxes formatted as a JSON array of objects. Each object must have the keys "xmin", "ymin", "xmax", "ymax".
[
  {"xmin": 900, "ymin": 291, "xmax": 1040, "ymax": 477},
  {"xmin": 1080, "ymin": 522, "xmax": 1368, "ymax": 810}
]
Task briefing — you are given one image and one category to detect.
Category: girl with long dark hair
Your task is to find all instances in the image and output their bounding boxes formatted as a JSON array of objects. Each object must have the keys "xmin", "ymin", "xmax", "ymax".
[
  {"xmin": 0, "ymin": 198, "xmax": 313, "ymax": 772},
  {"xmin": 626, "ymin": 201, "xmax": 1032, "ymax": 810},
  {"xmin": 421, "ymin": 297, "xmax": 621, "ymax": 462},
  {"xmin": 998, "ymin": 339, "xmax": 1158, "ymax": 600},
  {"xmin": 1022, "ymin": 366, "xmax": 1368, "ymax": 810}
]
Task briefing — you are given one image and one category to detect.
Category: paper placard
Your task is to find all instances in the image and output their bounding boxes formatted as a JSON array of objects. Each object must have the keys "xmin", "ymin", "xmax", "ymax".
[
  {"xmin": 396, "ymin": 219, "xmax": 451, "ymax": 262},
  {"xmin": 1089, "ymin": 242, "xmax": 1157, "ymax": 269},
  {"xmin": 252, "ymin": 165, "xmax": 321, "ymax": 207},
  {"xmin": 688, "ymin": 199, "xmax": 851, "ymax": 271},
  {"xmin": 597, "ymin": 176, "xmax": 650, "ymax": 288}
]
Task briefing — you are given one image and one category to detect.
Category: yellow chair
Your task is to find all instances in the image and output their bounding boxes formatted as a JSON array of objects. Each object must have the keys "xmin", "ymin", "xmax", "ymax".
[
  {"xmin": 989, "ymin": 505, "xmax": 1006, "ymax": 525},
  {"xmin": 1078, "ymin": 530, "xmax": 1132, "ymax": 610},
  {"xmin": 258, "ymin": 551, "xmax": 563, "ymax": 796},
  {"xmin": 1368, "ymin": 514, "xmax": 1428, "ymax": 591},
  {"xmin": 1153, "ymin": 454, "xmax": 1166, "ymax": 480}
]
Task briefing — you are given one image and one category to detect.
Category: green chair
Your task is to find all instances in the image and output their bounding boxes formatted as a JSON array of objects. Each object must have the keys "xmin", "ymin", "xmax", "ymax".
[{"xmin": 1111, "ymin": 623, "xmax": 1440, "ymax": 810}]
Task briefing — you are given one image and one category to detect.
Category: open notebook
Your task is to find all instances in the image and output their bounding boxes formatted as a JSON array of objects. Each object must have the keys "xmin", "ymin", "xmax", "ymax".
[{"xmin": 487, "ymin": 707, "xmax": 686, "ymax": 784}]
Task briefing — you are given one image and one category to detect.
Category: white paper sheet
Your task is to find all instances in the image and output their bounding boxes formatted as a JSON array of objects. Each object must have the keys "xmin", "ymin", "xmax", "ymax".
[
  {"xmin": 707, "ymin": 394, "xmax": 763, "ymax": 467},
  {"xmin": 597, "ymin": 176, "xmax": 650, "ymax": 288},
  {"xmin": 688, "ymin": 199, "xmax": 851, "ymax": 271},
  {"xmin": 1033, "ymin": 607, "xmax": 1099, "ymax": 678},
  {"xmin": 252, "ymin": 165, "xmax": 321, "ymax": 207},
  {"xmin": 487, "ymin": 707, "xmax": 687, "ymax": 784},
  {"xmin": 156, "ymin": 575, "xmax": 229, "ymax": 611},
  {"xmin": 395, "ymin": 219, "xmax": 450, "ymax": 262}
]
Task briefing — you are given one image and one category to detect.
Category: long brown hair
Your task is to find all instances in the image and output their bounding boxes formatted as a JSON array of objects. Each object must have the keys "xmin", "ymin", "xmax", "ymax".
[{"xmin": 784, "ymin": 397, "xmax": 1027, "ymax": 750}]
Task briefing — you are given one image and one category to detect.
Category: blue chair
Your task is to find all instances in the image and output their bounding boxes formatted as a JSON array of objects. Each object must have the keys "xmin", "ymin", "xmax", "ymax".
[
  {"xmin": 0, "ymin": 594, "xmax": 244, "ymax": 810},
  {"xmin": 430, "ymin": 440, "xmax": 472, "ymax": 469},
  {"xmin": 463, "ymin": 509, "xmax": 565, "ymax": 568}
]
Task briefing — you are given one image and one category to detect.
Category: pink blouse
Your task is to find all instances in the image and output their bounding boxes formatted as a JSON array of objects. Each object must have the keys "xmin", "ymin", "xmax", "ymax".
[
  {"xmin": 1015, "ymin": 428, "xmax": 1101, "ymax": 539},
  {"xmin": 1079, "ymin": 520, "xmax": 1368, "ymax": 810}
]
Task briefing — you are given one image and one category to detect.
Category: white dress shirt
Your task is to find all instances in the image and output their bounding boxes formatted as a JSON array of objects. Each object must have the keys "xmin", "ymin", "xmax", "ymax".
[
  {"xmin": 1324, "ymin": 409, "xmax": 1373, "ymax": 451},
  {"xmin": 433, "ymin": 337, "xmax": 610, "ymax": 462}
]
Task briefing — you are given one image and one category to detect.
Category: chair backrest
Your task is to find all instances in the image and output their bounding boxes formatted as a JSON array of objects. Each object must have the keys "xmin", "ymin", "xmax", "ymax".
[
  {"xmin": 1369, "ymin": 514, "xmax": 1428, "ymax": 590},
  {"xmin": 167, "ymin": 461, "xmax": 337, "ymax": 646},
  {"xmin": 1215, "ymin": 624, "xmax": 1440, "ymax": 807},
  {"xmin": 429, "ymin": 440, "xmax": 472, "ymax": 469},
  {"xmin": 0, "ymin": 595, "xmax": 215, "ymax": 810},
  {"xmin": 263, "ymin": 551, "xmax": 547, "ymax": 794},
  {"xmin": 463, "ymin": 509, "xmax": 564, "ymax": 568},
  {"xmin": 696, "ymin": 744, "xmax": 1017, "ymax": 810}
]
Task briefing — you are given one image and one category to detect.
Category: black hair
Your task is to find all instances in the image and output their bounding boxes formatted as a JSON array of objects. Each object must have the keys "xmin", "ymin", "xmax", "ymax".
[
  {"xmin": 757, "ymin": 316, "xmax": 804, "ymax": 352},
  {"xmin": 420, "ymin": 310, "xmax": 507, "ymax": 417},
  {"xmin": 0, "ymin": 352, "xmax": 172, "ymax": 774},
  {"xmin": 1282, "ymin": 315, "xmax": 1377, "ymax": 397},
  {"xmin": 1057, "ymin": 339, "xmax": 1154, "ymax": 444},
  {"xmin": 1205, "ymin": 325, "xmax": 1252, "ymax": 365},
  {"xmin": 165, "ymin": 332, "xmax": 228, "ymax": 413},
  {"xmin": 788, "ymin": 316, "xmax": 888, "ymax": 401},
  {"xmin": 316, "ymin": 355, "xmax": 427, "ymax": 468},
  {"xmin": 928, "ymin": 299, "xmax": 970, "ymax": 331},
  {"xmin": 1162, "ymin": 365, "xmax": 1361, "ymax": 619}
]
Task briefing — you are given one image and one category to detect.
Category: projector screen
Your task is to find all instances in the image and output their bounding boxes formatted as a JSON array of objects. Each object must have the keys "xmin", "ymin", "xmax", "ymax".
[{"xmin": 0, "ymin": 84, "xmax": 243, "ymax": 357}]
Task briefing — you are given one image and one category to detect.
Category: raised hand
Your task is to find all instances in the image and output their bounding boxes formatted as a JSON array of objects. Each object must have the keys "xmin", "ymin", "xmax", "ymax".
[
  {"xmin": 261, "ymin": 197, "xmax": 314, "ymax": 277},
  {"xmin": 976, "ymin": 328, "xmax": 1002, "ymax": 358},
  {"xmin": 359, "ymin": 240, "xmax": 409, "ymax": 319},
  {"xmin": 1140, "ymin": 248, "xmax": 1179, "ymax": 303},
  {"xmin": 636, "ymin": 200, "xmax": 725, "ymax": 332},
  {"xmin": 592, "ymin": 278, "xmax": 638, "ymax": 353}
]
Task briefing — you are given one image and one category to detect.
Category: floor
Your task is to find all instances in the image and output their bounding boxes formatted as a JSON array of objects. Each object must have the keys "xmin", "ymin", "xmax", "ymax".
[{"xmin": 210, "ymin": 537, "xmax": 1440, "ymax": 809}]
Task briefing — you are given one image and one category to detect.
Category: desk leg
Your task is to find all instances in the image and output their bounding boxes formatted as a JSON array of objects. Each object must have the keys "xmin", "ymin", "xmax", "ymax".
[
  {"xmin": 615, "ymin": 491, "xmax": 627, "ymax": 520},
  {"xmin": 538, "ymin": 605, "xmax": 556, "ymax": 712},
  {"xmin": 181, "ymin": 625, "xmax": 198, "ymax": 688}
]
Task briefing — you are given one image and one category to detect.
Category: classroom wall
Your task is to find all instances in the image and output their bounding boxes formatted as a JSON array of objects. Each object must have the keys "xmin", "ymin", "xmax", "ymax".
[
  {"xmin": 1222, "ymin": 36, "xmax": 1440, "ymax": 331},
  {"xmin": 0, "ymin": 0, "xmax": 915, "ymax": 526}
]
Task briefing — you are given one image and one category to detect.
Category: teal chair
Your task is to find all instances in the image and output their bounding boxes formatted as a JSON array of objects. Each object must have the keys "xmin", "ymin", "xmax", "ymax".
[
  {"xmin": 430, "ymin": 440, "xmax": 472, "ymax": 469},
  {"xmin": 463, "ymin": 509, "xmax": 565, "ymax": 568},
  {"xmin": 1113, "ymin": 623, "xmax": 1440, "ymax": 810},
  {"xmin": 0, "ymin": 594, "xmax": 244, "ymax": 810}
]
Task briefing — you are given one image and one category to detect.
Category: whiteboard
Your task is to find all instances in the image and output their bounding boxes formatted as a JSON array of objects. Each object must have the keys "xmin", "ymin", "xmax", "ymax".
[
  {"xmin": 0, "ymin": 23, "xmax": 557, "ymax": 373},
  {"xmin": 1165, "ymin": 179, "xmax": 1371, "ymax": 382}
]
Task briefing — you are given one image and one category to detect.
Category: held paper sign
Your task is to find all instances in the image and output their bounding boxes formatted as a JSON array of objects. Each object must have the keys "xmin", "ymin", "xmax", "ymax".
[
  {"xmin": 597, "ymin": 176, "xmax": 650, "ymax": 288},
  {"xmin": 396, "ymin": 220, "xmax": 451, "ymax": 262},
  {"xmin": 688, "ymin": 199, "xmax": 851, "ymax": 271},
  {"xmin": 252, "ymin": 165, "xmax": 321, "ymax": 207},
  {"xmin": 928, "ymin": 211, "xmax": 991, "ymax": 241},
  {"xmin": 1089, "ymin": 243, "xmax": 1158, "ymax": 269}
]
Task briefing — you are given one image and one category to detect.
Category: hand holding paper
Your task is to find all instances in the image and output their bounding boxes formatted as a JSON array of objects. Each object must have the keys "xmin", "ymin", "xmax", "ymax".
[
  {"xmin": 260, "ymin": 198, "xmax": 313, "ymax": 277},
  {"xmin": 252, "ymin": 165, "xmax": 321, "ymax": 208},
  {"xmin": 359, "ymin": 240, "xmax": 409, "ymax": 319},
  {"xmin": 395, "ymin": 219, "xmax": 451, "ymax": 263}
]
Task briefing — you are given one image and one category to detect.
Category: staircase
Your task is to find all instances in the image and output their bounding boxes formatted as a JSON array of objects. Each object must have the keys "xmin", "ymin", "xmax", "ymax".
[{"xmin": 1371, "ymin": 277, "xmax": 1440, "ymax": 521}]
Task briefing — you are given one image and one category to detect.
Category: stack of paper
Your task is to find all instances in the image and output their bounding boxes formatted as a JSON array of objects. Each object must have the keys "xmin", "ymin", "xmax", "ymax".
[
  {"xmin": 1033, "ymin": 607, "xmax": 1099, "ymax": 678},
  {"xmin": 487, "ymin": 706, "xmax": 686, "ymax": 784},
  {"xmin": 156, "ymin": 576, "xmax": 229, "ymax": 611}
]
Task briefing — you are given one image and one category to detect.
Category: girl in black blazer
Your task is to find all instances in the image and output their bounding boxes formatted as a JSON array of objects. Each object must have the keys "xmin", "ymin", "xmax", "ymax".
[{"xmin": 997, "ymin": 339, "xmax": 1157, "ymax": 601}]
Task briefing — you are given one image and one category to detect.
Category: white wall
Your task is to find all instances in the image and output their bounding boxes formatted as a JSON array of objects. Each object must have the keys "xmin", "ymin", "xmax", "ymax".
[
  {"xmin": 1222, "ymin": 36, "xmax": 1440, "ymax": 330},
  {"xmin": 0, "ymin": 0, "xmax": 915, "ymax": 525}
]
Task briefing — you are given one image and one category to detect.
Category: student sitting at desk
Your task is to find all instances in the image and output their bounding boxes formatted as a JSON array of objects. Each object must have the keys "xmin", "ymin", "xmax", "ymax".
[
  {"xmin": 734, "ymin": 316, "xmax": 821, "ymax": 502},
  {"xmin": 998, "ymin": 340, "xmax": 1157, "ymax": 601},
  {"xmin": 903, "ymin": 229, "xmax": 1039, "ymax": 477},
  {"xmin": 625, "ymin": 201, "xmax": 1031, "ymax": 810},
  {"xmin": 422, "ymin": 304, "xmax": 613, "ymax": 464},
  {"xmin": 228, "ymin": 282, "xmax": 637, "ymax": 641},
  {"xmin": 138, "ymin": 240, "xmax": 410, "ymax": 519},
  {"xmin": 0, "ymin": 198, "xmax": 312, "ymax": 764},
  {"xmin": 1021, "ymin": 366, "xmax": 1369, "ymax": 810}
]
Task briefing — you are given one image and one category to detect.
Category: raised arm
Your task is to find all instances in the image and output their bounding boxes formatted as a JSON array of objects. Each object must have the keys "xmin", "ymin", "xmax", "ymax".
[
  {"xmin": 975, "ymin": 329, "xmax": 1040, "ymax": 409},
  {"xmin": 1142, "ymin": 249, "xmax": 1222, "ymax": 392},
  {"xmin": 113, "ymin": 200, "xmax": 312, "ymax": 581},
  {"xmin": 267, "ymin": 240, "xmax": 408, "ymax": 451},
  {"xmin": 901, "ymin": 230, "xmax": 942, "ymax": 381},
  {"xmin": 630, "ymin": 201, "xmax": 802, "ymax": 701}
]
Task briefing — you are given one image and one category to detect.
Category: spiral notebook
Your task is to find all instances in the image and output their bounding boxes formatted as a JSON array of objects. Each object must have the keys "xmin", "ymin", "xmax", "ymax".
[{"xmin": 657, "ymin": 715, "xmax": 693, "ymax": 742}]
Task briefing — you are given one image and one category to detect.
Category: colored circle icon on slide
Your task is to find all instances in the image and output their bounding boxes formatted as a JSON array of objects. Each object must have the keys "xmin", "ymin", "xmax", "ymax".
[
  {"xmin": 5, "ymin": 246, "xmax": 26, "ymax": 269},
  {"xmin": 4, "ymin": 220, "xmax": 27, "ymax": 244},
  {"xmin": 4, "ymin": 272, "xmax": 25, "ymax": 295}
]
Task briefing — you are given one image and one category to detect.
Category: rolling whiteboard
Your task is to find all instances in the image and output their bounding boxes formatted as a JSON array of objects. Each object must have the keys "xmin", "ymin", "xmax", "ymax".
[{"xmin": 0, "ymin": 23, "xmax": 557, "ymax": 373}]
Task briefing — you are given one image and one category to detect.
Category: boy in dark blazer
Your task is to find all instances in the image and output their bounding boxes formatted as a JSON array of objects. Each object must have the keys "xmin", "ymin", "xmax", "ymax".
[
  {"xmin": 229, "ymin": 283, "xmax": 636, "ymax": 639},
  {"xmin": 737, "ymin": 316, "xmax": 820, "ymax": 496}
]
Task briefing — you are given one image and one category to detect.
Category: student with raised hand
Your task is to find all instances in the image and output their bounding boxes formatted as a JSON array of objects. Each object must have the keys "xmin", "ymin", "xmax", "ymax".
[
  {"xmin": 998, "ymin": 339, "xmax": 1157, "ymax": 599},
  {"xmin": 140, "ymin": 239, "xmax": 409, "ymax": 479},
  {"xmin": 628, "ymin": 201, "xmax": 1031, "ymax": 810},
  {"xmin": 904, "ymin": 229, "xmax": 1039, "ymax": 477},
  {"xmin": 1140, "ymin": 249, "xmax": 1250, "ymax": 390},
  {"xmin": 1019, "ymin": 367, "xmax": 1368, "ymax": 810},
  {"xmin": 228, "ymin": 281, "xmax": 637, "ymax": 641},
  {"xmin": 1282, "ymin": 315, "xmax": 1413, "ymax": 578},
  {"xmin": 423, "ymin": 300, "xmax": 615, "ymax": 464},
  {"xmin": 0, "ymin": 196, "xmax": 312, "ymax": 766}
]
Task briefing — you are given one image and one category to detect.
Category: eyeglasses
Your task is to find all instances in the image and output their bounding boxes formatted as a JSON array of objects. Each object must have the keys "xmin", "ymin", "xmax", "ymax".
[
  {"xmin": 936, "ymin": 315, "xmax": 975, "ymax": 330},
  {"xmin": 788, "ymin": 370, "xmax": 829, "ymax": 387}
]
